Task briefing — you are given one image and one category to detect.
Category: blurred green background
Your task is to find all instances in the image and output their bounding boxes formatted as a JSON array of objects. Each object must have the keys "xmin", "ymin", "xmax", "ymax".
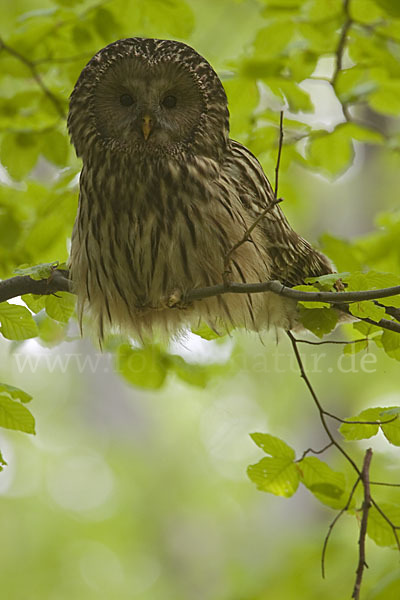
[{"xmin": 1, "ymin": 0, "xmax": 400, "ymax": 598}]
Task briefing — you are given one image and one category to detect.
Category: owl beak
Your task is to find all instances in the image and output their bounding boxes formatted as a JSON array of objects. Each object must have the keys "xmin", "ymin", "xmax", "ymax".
[{"xmin": 141, "ymin": 115, "xmax": 153, "ymax": 141}]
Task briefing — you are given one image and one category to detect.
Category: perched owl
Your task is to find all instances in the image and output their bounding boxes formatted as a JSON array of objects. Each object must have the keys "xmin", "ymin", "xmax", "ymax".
[{"xmin": 68, "ymin": 37, "xmax": 333, "ymax": 341}]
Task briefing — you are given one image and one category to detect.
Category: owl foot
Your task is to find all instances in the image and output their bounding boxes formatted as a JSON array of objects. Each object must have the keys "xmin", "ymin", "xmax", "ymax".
[{"xmin": 161, "ymin": 289, "xmax": 191, "ymax": 310}]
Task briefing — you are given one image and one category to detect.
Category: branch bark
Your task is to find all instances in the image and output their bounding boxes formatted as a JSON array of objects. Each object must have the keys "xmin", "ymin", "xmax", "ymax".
[
  {"xmin": 352, "ymin": 448, "xmax": 373, "ymax": 600},
  {"xmin": 1, "ymin": 272, "xmax": 400, "ymax": 332},
  {"xmin": 0, "ymin": 271, "xmax": 71, "ymax": 302}
]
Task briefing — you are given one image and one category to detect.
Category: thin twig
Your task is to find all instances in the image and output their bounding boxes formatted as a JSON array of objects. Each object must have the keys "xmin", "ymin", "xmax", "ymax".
[
  {"xmin": 286, "ymin": 330, "xmax": 361, "ymax": 475},
  {"xmin": 188, "ymin": 281, "xmax": 400, "ymax": 305},
  {"xmin": 33, "ymin": 53, "xmax": 90, "ymax": 65},
  {"xmin": 0, "ymin": 39, "xmax": 66, "ymax": 119},
  {"xmin": 370, "ymin": 481, "xmax": 400, "ymax": 488},
  {"xmin": 274, "ymin": 111, "xmax": 284, "ymax": 198},
  {"xmin": 322, "ymin": 410, "xmax": 397, "ymax": 426},
  {"xmin": 288, "ymin": 328, "xmax": 400, "ymax": 589},
  {"xmin": 330, "ymin": 0, "xmax": 353, "ymax": 121},
  {"xmin": 370, "ymin": 497, "xmax": 400, "ymax": 551},
  {"xmin": 322, "ymin": 476, "xmax": 361, "ymax": 578},
  {"xmin": 295, "ymin": 338, "xmax": 370, "ymax": 346},
  {"xmin": 296, "ymin": 442, "xmax": 334, "ymax": 462},
  {"xmin": 331, "ymin": 0, "xmax": 352, "ymax": 87},
  {"xmin": 223, "ymin": 199, "xmax": 283, "ymax": 277},
  {"xmin": 223, "ymin": 111, "xmax": 285, "ymax": 277},
  {"xmin": 352, "ymin": 448, "xmax": 373, "ymax": 600}
]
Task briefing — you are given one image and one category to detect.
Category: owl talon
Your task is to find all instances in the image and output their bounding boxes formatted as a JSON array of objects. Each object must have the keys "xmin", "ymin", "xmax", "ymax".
[{"xmin": 159, "ymin": 290, "xmax": 191, "ymax": 310}]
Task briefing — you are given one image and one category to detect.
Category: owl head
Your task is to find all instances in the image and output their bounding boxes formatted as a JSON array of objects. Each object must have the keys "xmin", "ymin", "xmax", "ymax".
[{"xmin": 68, "ymin": 38, "xmax": 230, "ymax": 161}]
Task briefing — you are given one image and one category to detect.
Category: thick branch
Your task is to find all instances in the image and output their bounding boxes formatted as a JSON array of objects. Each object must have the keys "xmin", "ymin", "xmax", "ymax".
[
  {"xmin": 1, "ymin": 273, "xmax": 400, "ymax": 332},
  {"xmin": 0, "ymin": 271, "xmax": 71, "ymax": 302},
  {"xmin": 2, "ymin": 273, "xmax": 400, "ymax": 305}
]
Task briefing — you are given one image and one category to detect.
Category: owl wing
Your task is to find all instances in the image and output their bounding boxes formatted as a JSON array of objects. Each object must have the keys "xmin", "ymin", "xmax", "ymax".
[{"xmin": 225, "ymin": 140, "xmax": 334, "ymax": 287}]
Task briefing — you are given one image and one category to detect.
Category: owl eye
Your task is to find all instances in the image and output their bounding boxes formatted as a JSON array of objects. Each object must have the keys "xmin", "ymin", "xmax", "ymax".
[
  {"xmin": 120, "ymin": 94, "xmax": 134, "ymax": 107},
  {"xmin": 162, "ymin": 95, "xmax": 177, "ymax": 109}
]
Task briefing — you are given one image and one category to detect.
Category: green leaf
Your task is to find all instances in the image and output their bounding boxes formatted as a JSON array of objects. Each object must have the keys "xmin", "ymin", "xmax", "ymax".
[
  {"xmin": 191, "ymin": 323, "xmax": 222, "ymax": 340},
  {"xmin": 253, "ymin": 21, "xmax": 296, "ymax": 58},
  {"xmin": 0, "ymin": 382, "xmax": 32, "ymax": 403},
  {"xmin": 0, "ymin": 395, "xmax": 35, "ymax": 434},
  {"xmin": 41, "ymin": 130, "xmax": 69, "ymax": 167},
  {"xmin": 343, "ymin": 339, "xmax": 369, "ymax": 354},
  {"xmin": 37, "ymin": 315, "xmax": 67, "ymax": 346},
  {"xmin": 351, "ymin": 0, "xmax": 386, "ymax": 24},
  {"xmin": 339, "ymin": 407, "xmax": 383, "ymax": 440},
  {"xmin": 92, "ymin": 6, "xmax": 121, "ymax": 43},
  {"xmin": 0, "ymin": 302, "xmax": 39, "ymax": 340},
  {"xmin": 335, "ymin": 66, "xmax": 378, "ymax": 104},
  {"xmin": 247, "ymin": 456, "xmax": 299, "ymax": 497},
  {"xmin": 114, "ymin": 0, "xmax": 195, "ymax": 39},
  {"xmin": 167, "ymin": 355, "xmax": 210, "ymax": 388},
  {"xmin": 52, "ymin": 0, "xmax": 84, "ymax": 5},
  {"xmin": 299, "ymin": 306, "xmax": 338, "ymax": 338},
  {"xmin": 381, "ymin": 330, "xmax": 400, "ymax": 361},
  {"xmin": 14, "ymin": 262, "xmax": 60, "ymax": 280},
  {"xmin": 0, "ymin": 450, "xmax": 7, "ymax": 467},
  {"xmin": 378, "ymin": 295, "xmax": 400, "ymax": 309},
  {"xmin": 369, "ymin": 573, "xmax": 400, "ymax": 600},
  {"xmin": 380, "ymin": 409, "xmax": 400, "ymax": 446},
  {"xmin": 308, "ymin": 123, "xmax": 383, "ymax": 177},
  {"xmin": 353, "ymin": 320, "xmax": 383, "ymax": 336},
  {"xmin": 308, "ymin": 127, "xmax": 354, "ymax": 177},
  {"xmin": 22, "ymin": 294, "xmax": 46, "ymax": 313},
  {"xmin": 349, "ymin": 300, "xmax": 386, "ymax": 321},
  {"xmin": 250, "ymin": 433, "xmax": 295, "ymax": 459},
  {"xmin": 0, "ymin": 131, "xmax": 41, "ymax": 180},
  {"xmin": 319, "ymin": 234, "xmax": 363, "ymax": 272},
  {"xmin": 45, "ymin": 292, "xmax": 75, "ymax": 323},
  {"xmin": 380, "ymin": 407, "xmax": 400, "ymax": 416},
  {"xmin": 298, "ymin": 457, "xmax": 347, "ymax": 509},
  {"xmin": 369, "ymin": 80, "xmax": 400, "ymax": 116},
  {"xmin": 116, "ymin": 344, "xmax": 167, "ymax": 389},
  {"xmin": 267, "ymin": 79, "xmax": 314, "ymax": 112},
  {"xmin": 375, "ymin": 0, "xmax": 400, "ymax": 17},
  {"xmin": 344, "ymin": 270, "xmax": 400, "ymax": 291},
  {"xmin": 293, "ymin": 285, "xmax": 330, "ymax": 308},
  {"xmin": 367, "ymin": 503, "xmax": 400, "ymax": 547},
  {"xmin": 305, "ymin": 272, "xmax": 351, "ymax": 290}
]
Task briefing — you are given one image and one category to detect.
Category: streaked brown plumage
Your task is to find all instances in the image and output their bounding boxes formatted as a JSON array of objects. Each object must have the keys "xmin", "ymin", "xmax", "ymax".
[{"xmin": 68, "ymin": 38, "xmax": 333, "ymax": 341}]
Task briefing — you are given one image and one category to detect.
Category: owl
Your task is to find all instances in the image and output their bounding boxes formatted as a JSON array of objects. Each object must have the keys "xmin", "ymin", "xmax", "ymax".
[{"xmin": 68, "ymin": 37, "xmax": 333, "ymax": 341}]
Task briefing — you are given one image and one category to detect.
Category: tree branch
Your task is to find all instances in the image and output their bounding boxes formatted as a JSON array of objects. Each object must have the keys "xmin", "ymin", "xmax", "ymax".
[
  {"xmin": 0, "ymin": 39, "xmax": 66, "ymax": 119},
  {"xmin": 224, "ymin": 110, "xmax": 285, "ymax": 277},
  {"xmin": 332, "ymin": 0, "xmax": 352, "ymax": 87},
  {"xmin": 0, "ymin": 271, "xmax": 71, "ymax": 302},
  {"xmin": 286, "ymin": 330, "xmax": 361, "ymax": 474},
  {"xmin": 322, "ymin": 475, "xmax": 361, "ymax": 578},
  {"xmin": 1, "ymin": 272, "xmax": 400, "ymax": 332},
  {"xmin": 352, "ymin": 448, "xmax": 373, "ymax": 600},
  {"xmin": 287, "ymin": 331, "xmax": 400, "ymax": 589},
  {"xmin": 186, "ymin": 280, "xmax": 400, "ymax": 305},
  {"xmin": 331, "ymin": 0, "xmax": 353, "ymax": 121},
  {"xmin": 274, "ymin": 110, "xmax": 284, "ymax": 198}
]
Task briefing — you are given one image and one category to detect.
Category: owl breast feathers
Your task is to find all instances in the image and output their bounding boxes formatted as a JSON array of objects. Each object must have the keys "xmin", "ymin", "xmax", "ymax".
[{"xmin": 67, "ymin": 37, "xmax": 333, "ymax": 341}]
